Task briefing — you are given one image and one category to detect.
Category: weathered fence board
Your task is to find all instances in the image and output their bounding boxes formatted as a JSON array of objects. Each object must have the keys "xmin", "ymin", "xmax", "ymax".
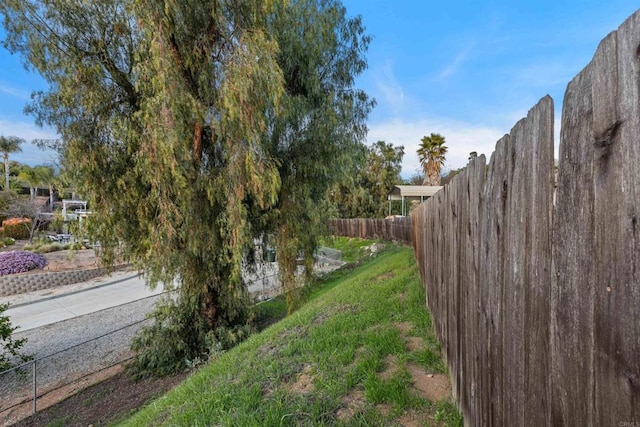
[
  {"xmin": 480, "ymin": 135, "xmax": 509, "ymax": 426},
  {"xmin": 551, "ymin": 60, "xmax": 596, "ymax": 427},
  {"xmin": 553, "ymin": 11, "xmax": 640, "ymax": 426},
  {"xmin": 523, "ymin": 96, "xmax": 554, "ymax": 427}
]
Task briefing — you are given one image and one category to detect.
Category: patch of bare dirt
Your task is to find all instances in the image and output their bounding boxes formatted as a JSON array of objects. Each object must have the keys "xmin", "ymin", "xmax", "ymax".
[
  {"xmin": 257, "ymin": 326, "xmax": 307, "ymax": 358},
  {"xmin": 405, "ymin": 336, "xmax": 425, "ymax": 352},
  {"xmin": 312, "ymin": 304, "xmax": 359, "ymax": 325},
  {"xmin": 41, "ymin": 249, "xmax": 101, "ymax": 272},
  {"xmin": 335, "ymin": 389, "xmax": 366, "ymax": 423},
  {"xmin": 406, "ymin": 363, "xmax": 451, "ymax": 402},
  {"xmin": 393, "ymin": 321, "xmax": 413, "ymax": 336},
  {"xmin": 2, "ymin": 365, "xmax": 124, "ymax": 426},
  {"xmin": 375, "ymin": 403, "xmax": 392, "ymax": 417},
  {"xmin": 378, "ymin": 354, "xmax": 400, "ymax": 381},
  {"xmin": 393, "ymin": 321, "xmax": 425, "ymax": 353},
  {"xmin": 9, "ymin": 368, "xmax": 187, "ymax": 427},
  {"xmin": 312, "ymin": 311, "xmax": 331, "ymax": 325},
  {"xmin": 396, "ymin": 409, "xmax": 434, "ymax": 427},
  {"xmin": 371, "ymin": 272, "xmax": 395, "ymax": 284},
  {"xmin": 288, "ymin": 364, "xmax": 315, "ymax": 395}
]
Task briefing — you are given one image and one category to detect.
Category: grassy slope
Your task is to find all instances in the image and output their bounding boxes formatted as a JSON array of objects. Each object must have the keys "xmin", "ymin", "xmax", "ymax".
[{"xmin": 119, "ymin": 244, "xmax": 462, "ymax": 426}]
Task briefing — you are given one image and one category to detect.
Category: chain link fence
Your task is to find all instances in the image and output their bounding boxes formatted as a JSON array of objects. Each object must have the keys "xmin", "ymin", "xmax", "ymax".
[{"xmin": 0, "ymin": 314, "xmax": 153, "ymax": 425}]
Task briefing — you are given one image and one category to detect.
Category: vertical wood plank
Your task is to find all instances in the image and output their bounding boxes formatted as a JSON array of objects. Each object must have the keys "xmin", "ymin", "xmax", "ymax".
[
  {"xmin": 523, "ymin": 96, "xmax": 554, "ymax": 427},
  {"xmin": 552, "ymin": 65, "xmax": 596, "ymax": 427},
  {"xmin": 504, "ymin": 116, "xmax": 525, "ymax": 426},
  {"xmin": 464, "ymin": 155, "xmax": 485, "ymax": 425},
  {"xmin": 593, "ymin": 12, "xmax": 640, "ymax": 424},
  {"xmin": 481, "ymin": 134, "xmax": 510, "ymax": 425}
]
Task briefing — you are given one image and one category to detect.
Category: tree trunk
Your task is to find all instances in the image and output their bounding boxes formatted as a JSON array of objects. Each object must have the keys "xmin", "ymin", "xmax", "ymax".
[
  {"xmin": 422, "ymin": 168, "xmax": 441, "ymax": 186},
  {"xmin": 3, "ymin": 154, "xmax": 9, "ymax": 192},
  {"xmin": 202, "ymin": 284, "xmax": 218, "ymax": 330}
]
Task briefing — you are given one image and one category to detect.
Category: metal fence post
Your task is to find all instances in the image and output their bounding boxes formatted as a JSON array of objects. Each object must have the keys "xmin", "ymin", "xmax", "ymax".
[{"xmin": 32, "ymin": 359, "xmax": 37, "ymax": 414}]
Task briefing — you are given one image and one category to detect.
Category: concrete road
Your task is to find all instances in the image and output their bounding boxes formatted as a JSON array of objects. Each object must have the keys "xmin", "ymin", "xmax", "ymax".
[
  {"xmin": 4, "ymin": 273, "xmax": 168, "ymax": 332},
  {"xmin": 2, "ymin": 255, "xmax": 343, "ymax": 332}
]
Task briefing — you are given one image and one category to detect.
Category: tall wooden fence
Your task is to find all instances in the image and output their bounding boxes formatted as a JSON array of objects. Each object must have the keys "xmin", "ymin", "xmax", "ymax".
[
  {"xmin": 412, "ymin": 11, "xmax": 640, "ymax": 426},
  {"xmin": 327, "ymin": 217, "xmax": 412, "ymax": 245}
]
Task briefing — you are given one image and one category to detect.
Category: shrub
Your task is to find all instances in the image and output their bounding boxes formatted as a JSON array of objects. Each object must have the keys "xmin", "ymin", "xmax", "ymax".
[
  {"xmin": 1, "ymin": 218, "xmax": 31, "ymax": 240},
  {"xmin": 34, "ymin": 243, "xmax": 64, "ymax": 254},
  {"xmin": 1, "ymin": 302, "xmax": 33, "ymax": 372},
  {"xmin": 0, "ymin": 251, "xmax": 47, "ymax": 276},
  {"xmin": 129, "ymin": 294, "xmax": 253, "ymax": 379}
]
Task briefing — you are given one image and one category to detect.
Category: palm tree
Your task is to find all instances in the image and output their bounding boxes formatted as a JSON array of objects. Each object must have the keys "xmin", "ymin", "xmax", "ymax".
[
  {"xmin": 417, "ymin": 133, "xmax": 448, "ymax": 186},
  {"xmin": 18, "ymin": 165, "xmax": 47, "ymax": 201},
  {"xmin": 37, "ymin": 166, "xmax": 56, "ymax": 209},
  {"xmin": 0, "ymin": 136, "xmax": 24, "ymax": 192}
]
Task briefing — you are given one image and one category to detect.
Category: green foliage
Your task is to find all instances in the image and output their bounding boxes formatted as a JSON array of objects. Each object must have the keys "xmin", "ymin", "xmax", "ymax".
[
  {"xmin": 18, "ymin": 164, "xmax": 54, "ymax": 200},
  {"xmin": 331, "ymin": 140, "xmax": 404, "ymax": 218},
  {"xmin": 49, "ymin": 210, "xmax": 64, "ymax": 234},
  {"xmin": 0, "ymin": 303, "xmax": 32, "ymax": 372},
  {"xmin": 0, "ymin": 237, "xmax": 16, "ymax": 248},
  {"xmin": 129, "ymin": 296, "xmax": 211, "ymax": 378},
  {"xmin": 406, "ymin": 172, "xmax": 425, "ymax": 186},
  {"xmin": 435, "ymin": 400, "xmax": 464, "ymax": 426},
  {"xmin": 1, "ymin": 218, "xmax": 31, "ymax": 240},
  {"xmin": 1, "ymin": 0, "xmax": 371, "ymax": 375},
  {"xmin": 320, "ymin": 236, "xmax": 376, "ymax": 263},
  {"xmin": 257, "ymin": 0, "xmax": 374, "ymax": 311},
  {"xmin": 129, "ymin": 295, "xmax": 254, "ymax": 378},
  {"xmin": 0, "ymin": 136, "xmax": 24, "ymax": 193},
  {"xmin": 23, "ymin": 242, "xmax": 65, "ymax": 253}
]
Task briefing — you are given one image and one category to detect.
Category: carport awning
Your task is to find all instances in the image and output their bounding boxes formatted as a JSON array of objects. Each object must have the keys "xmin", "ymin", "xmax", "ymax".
[{"xmin": 388, "ymin": 185, "xmax": 443, "ymax": 201}]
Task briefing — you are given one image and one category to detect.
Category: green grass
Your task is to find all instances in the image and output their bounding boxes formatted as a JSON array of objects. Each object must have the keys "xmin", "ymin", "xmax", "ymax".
[
  {"xmin": 118, "ymin": 245, "xmax": 462, "ymax": 426},
  {"xmin": 319, "ymin": 236, "xmax": 379, "ymax": 263}
]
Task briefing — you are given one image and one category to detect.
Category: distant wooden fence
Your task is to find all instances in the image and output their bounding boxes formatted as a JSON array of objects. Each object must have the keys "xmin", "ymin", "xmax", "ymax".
[
  {"xmin": 413, "ymin": 11, "xmax": 640, "ymax": 427},
  {"xmin": 327, "ymin": 217, "xmax": 412, "ymax": 244}
]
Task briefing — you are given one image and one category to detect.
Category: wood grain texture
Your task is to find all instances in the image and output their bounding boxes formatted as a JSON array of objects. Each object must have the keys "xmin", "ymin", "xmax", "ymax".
[{"xmin": 592, "ymin": 11, "xmax": 640, "ymax": 424}]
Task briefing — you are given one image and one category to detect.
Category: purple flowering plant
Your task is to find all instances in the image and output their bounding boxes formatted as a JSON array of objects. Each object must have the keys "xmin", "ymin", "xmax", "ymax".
[{"xmin": 0, "ymin": 251, "xmax": 47, "ymax": 276}]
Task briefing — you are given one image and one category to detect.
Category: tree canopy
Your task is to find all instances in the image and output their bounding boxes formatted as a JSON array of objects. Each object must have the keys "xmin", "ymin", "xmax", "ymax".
[
  {"xmin": 331, "ymin": 140, "xmax": 404, "ymax": 218},
  {"xmin": 1, "ymin": 0, "xmax": 372, "ymax": 373}
]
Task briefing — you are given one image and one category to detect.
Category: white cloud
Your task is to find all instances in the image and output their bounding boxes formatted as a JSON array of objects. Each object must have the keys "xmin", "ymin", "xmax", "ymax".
[
  {"xmin": 436, "ymin": 43, "xmax": 475, "ymax": 80},
  {"xmin": 372, "ymin": 61, "xmax": 406, "ymax": 115},
  {"xmin": 0, "ymin": 82, "xmax": 31, "ymax": 101},
  {"xmin": 0, "ymin": 118, "xmax": 59, "ymax": 165},
  {"xmin": 0, "ymin": 117, "xmax": 58, "ymax": 141},
  {"xmin": 366, "ymin": 117, "xmax": 506, "ymax": 177}
]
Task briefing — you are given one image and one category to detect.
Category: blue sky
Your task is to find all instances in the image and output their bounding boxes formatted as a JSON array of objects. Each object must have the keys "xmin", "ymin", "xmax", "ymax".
[{"xmin": 1, "ymin": 1, "xmax": 639, "ymax": 176}]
